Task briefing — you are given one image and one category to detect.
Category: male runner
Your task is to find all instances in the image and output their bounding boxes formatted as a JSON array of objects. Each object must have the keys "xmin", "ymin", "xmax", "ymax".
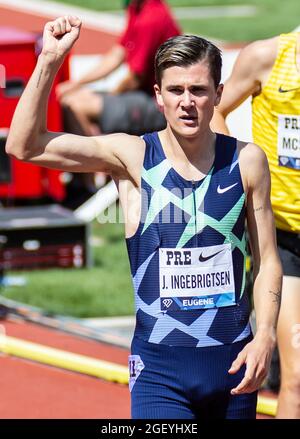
[
  {"xmin": 211, "ymin": 32, "xmax": 300, "ymax": 418},
  {"xmin": 6, "ymin": 16, "xmax": 282, "ymax": 419}
]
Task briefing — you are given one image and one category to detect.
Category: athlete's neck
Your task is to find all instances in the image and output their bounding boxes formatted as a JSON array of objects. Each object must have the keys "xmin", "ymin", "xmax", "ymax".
[
  {"xmin": 158, "ymin": 126, "xmax": 217, "ymax": 180},
  {"xmin": 161, "ymin": 125, "xmax": 216, "ymax": 162}
]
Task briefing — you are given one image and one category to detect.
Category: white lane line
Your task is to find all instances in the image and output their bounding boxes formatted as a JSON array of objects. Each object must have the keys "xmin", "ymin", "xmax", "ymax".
[{"xmin": 82, "ymin": 316, "xmax": 135, "ymax": 328}]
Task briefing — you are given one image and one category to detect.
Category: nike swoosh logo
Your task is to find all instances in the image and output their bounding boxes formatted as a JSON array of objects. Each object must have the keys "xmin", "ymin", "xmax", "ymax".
[
  {"xmin": 217, "ymin": 182, "xmax": 238, "ymax": 194},
  {"xmin": 199, "ymin": 249, "xmax": 223, "ymax": 262},
  {"xmin": 278, "ymin": 86, "xmax": 300, "ymax": 93}
]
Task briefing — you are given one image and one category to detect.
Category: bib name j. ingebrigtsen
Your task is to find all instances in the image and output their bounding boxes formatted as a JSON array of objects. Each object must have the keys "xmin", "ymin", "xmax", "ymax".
[{"xmin": 162, "ymin": 270, "xmax": 231, "ymax": 290}]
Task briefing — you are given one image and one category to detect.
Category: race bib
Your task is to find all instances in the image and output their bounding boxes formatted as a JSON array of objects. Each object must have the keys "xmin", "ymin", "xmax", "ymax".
[
  {"xmin": 128, "ymin": 355, "xmax": 144, "ymax": 392},
  {"xmin": 159, "ymin": 243, "xmax": 235, "ymax": 311},
  {"xmin": 278, "ymin": 115, "xmax": 300, "ymax": 170}
]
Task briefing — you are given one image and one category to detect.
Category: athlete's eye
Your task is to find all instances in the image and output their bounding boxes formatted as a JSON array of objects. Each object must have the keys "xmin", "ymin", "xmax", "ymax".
[
  {"xmin": 167, "ymin": 87, "xmax": 183, "ymax": 95},
  {"xmin": 190, "ymin": 86, "xmax": 206, "ymax": 95}
]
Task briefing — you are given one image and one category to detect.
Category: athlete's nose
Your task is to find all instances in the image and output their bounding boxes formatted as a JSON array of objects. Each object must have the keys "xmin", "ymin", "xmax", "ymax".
[{"xmin": 181, "ymin": 90, "xmax": 194, "ymax": 108}]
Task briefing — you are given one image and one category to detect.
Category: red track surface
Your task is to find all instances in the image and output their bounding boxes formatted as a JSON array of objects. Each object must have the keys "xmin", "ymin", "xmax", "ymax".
[
  {"xmin": 0, "ymin": 317, "xmax": 277, "ymax": 419},
  {"xmin": 0, "ymin": 5, "xmax": 117, "ymax": 54},
  {"xmin": 0, "ymin": 318, "xmax": 130, "ymax": 418}
]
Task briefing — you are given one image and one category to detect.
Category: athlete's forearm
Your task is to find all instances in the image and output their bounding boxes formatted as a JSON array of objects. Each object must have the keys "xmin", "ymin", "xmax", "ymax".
[
  {"xmin": 112, "ymin": 71, "xmax": 140, "ymax": 94},
  {"xmin": 6, "ymin": 53, "xmax": 62, "ymax": 160},
  {"xmin": 75, "ymin": 45, "xmax": 125, "ymax": 86},
  {"xmin": 252, "ymin": 260, "xmax": 283, "ymax": 340},
  {"xmin": 210, "ymin": 108, "xmax": 230, "ymax": 135}
]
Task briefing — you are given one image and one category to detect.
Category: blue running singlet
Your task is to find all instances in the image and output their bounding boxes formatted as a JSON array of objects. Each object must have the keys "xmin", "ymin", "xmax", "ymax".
[
  {"xmin": 126, "ymin": 132, "xmax": 256, "ymax": 419},
  {"xmin": 126, "ymin": 132, "xmax": 251, "ymax": 348}
]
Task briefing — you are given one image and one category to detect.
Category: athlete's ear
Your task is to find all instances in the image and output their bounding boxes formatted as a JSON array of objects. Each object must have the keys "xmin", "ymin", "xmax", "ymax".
[
  {"xmin": 214, "ymin": 83, "xmax": 224, "ymax": 106},
  {"xmin": 154, "ymin": 84, "xmax": 164, "ymax": 107}
]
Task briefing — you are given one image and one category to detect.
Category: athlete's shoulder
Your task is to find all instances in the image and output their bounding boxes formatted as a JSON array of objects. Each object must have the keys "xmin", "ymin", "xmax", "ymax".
[
  {"xmin": 238, "ymin": 141, "xmax": 269, "ymax": 188},
  {"xmin": 225, "ymin": 38, "xmax": 279, "ymax": 92},
  {"xmin": 238, "ymin": 140, "xmax": 267, "ymax": 163},
  {"xmin": 117, "ymin": 133, "xmax": 146, "ymax": 158},
  {"xmin": 108, "ymin": 133, "xmax": 146, "ymax": 182},
  {"xmin": 102, "ymin": 132, "xmax": 145, "ymax": 152},
  {"xmin": 238, "ymin": 37, "xmax": 278, "ymax": 71}
]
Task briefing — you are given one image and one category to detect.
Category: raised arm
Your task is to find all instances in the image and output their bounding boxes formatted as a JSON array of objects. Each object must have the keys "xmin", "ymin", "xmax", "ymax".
[
  {"xmin": 6, "ymin": 16, "xmax": 143, "ymax": 181},
  {"xmin": 211, "ymin": 39, "xmax": 276, "ymax": 135},
  {"xmin": 228, "ymin": 143, "xmax": 283, "ymax": 395}
]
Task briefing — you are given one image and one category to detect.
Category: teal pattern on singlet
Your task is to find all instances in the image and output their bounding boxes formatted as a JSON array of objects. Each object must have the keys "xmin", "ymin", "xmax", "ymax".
[{"xmin": 126, "ymin": 132, "xmax": 251, "ymax": 347}]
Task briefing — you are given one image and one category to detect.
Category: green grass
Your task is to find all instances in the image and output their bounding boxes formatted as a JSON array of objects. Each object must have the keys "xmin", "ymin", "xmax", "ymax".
[
  {"xmin": 44, "ymin": 0, "xmax": 252, "ymax": 10},
  {"xmin": 45, "ymin": 0, "xmax": 300, "ymax": 41},
  {"xmin": 182, "ymin": 0, "xmax": 300, "ymax": 41},
  {"xmin": 1, "ymin": 214, "xmax": 135, "ymax": 317}
]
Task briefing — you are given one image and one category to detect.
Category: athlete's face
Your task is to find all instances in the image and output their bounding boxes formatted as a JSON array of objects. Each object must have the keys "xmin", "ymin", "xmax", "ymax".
[{"xmin": 154, "ymin": 61, "xmax": 223, "ymax": 138}]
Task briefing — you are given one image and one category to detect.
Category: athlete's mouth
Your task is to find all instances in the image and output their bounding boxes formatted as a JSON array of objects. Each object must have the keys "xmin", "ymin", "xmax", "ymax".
[{"xmin": 179, "ymin": 115, "xmax": 197, "ymax": 121}]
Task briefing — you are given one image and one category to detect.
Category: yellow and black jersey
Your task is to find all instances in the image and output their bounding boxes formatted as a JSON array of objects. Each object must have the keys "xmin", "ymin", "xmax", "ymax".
[{"xmin": 252, "ymin": 33, "xmax": 300, "ymax": 232}]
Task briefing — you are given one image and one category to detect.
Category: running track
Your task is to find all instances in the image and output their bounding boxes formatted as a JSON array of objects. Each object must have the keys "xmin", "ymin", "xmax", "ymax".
[
  {"xmin": 0, "ymin": 4, "xmax": 117, "ymax": 54},
  {"xmin": 0, "ymin": 2, "xmax": 274, "ymax": 419},
  {"xmin": 0, "ymin": 318, "xmax": 130, "ymax": 418}
]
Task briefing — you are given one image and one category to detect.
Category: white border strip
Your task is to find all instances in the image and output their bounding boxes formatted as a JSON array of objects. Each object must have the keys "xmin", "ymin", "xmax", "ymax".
[
  {"xmin": 83, "ymin": 316, "xmax": 135, "ymax": 328},
  {"xmin": 0, "ymin": 0, "xmax": 124, "ymax": 33}
]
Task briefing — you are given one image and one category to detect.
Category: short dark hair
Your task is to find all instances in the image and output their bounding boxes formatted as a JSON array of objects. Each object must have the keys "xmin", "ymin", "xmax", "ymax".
[{"xmin": 155, "ymin": 34, "xmax": 222, "ymax": 88}]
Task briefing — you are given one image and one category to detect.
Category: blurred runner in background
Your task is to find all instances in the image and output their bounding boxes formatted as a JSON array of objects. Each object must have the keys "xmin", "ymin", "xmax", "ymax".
[
  {"xmin": 57, "ymin": 0, "xmax": 180, "ymax": 204},
  {"xmin": 211, "ymin": 32, "xmax": 300, "ymax": 419},
  {"xmin": 56, "ymin": 0, "xmax": 181, "ymax": 137}
]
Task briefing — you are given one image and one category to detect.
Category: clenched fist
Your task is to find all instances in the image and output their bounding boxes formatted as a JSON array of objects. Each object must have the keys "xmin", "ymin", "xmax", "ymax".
[{"xmin": 42, "ymin": 16, "xmax": 82, "ymax": 60}]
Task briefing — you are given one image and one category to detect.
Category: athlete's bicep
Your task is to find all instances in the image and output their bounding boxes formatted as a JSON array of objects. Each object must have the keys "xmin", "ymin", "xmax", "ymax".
[
  {"xmin": 217, "ymin": 75, "xmax": 255, "ymax": 117},
  {"xmin": 18, "ymin": 132, "xmax": 142, "ymax": 178},
  {"xmin": 244, "ymin": 145, "xmax": 278, "ymax": 270},
  {"xmin": 217, "ymin": 44, "xmax": 262, "ymax": 116}
]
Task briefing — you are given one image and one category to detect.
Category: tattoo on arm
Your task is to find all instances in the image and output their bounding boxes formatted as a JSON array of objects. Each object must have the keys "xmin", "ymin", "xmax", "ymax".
[
  {"xmin": 269, "ymin": 289, "xmax": 281, "ymax": 305},
  {"xmin": 36, "ymin": 69, "xmax": 43, "ymax": 88},
  {"xmin": 254, "ymin": 206, "xmax": 264, "ymax": 212}
]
